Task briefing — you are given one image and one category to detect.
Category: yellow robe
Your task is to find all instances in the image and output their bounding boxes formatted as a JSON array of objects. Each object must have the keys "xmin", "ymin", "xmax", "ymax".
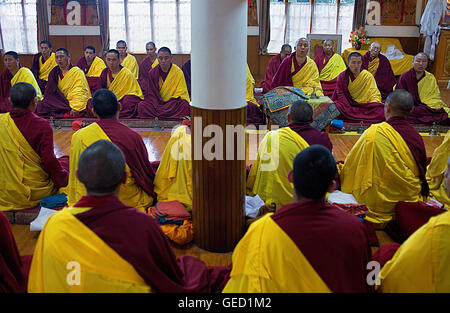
[
  {"xmin": 247, "ymin": 127, "xmax": 310, "ymax": 209},
  {"xmin": 349, "ymin": 69, "xmax": 382, "ymax": 103},
  {"xmin": 340, "ymin": 122, "xmax": 424, "ymax": 224},
  {"xmin": 12, "ymin": 67, "xmax": 43, "ymax": 101},
  {"xmin": 292, "ymin": 56, "xmax": 324, "ymax": 96},
  {"xmin": 107, "ymin": 67, "xmax": 144, "ymax": 101},
  {"xmin": 159, "ymin": 64, "xmax": 190, "ymax": 103},
  {"xmin": 367, "ymin": 57, "xmax": 380, "ymax": 76},
  {"xmin": 426, "ymin": 130, "xmax": 450, "ymax": 208},
  {"xmin": 246, "ymin": 64, "xmax": 258, "ymax": 104},
  {"xmin": 319, "ymin": 54, "xmax": 347, "ymax": 82},
  {"xmin": 121, "ymin": 53, "xmax": 139, "ymax": 80},
  {"xmin": 28, "ymin": 207, "xmax": 150, "ymax": 293},
  {"xmin": 151, "ymin": 58, "xmax": 159, "ymax": 68},
  {"xmin": 223, "ymin": 214, "xmax": 331, "ymax": 293},
  {"xmin": 378, "ymin": 211, "xmax": 450, "ymax": 292},
  {"xmin": 67, "ymin": 122, "xmax": 154, "ymax": 212},
  {"xmin": 418, "ymin": 71, "xmax": 450, "ymax": 116},
  {"xmin": 38, "ymin": 53, "xmax": 58, "ymax": 81},
  {"xmin": 154, "ymin": 125, "xmax": 192, "ymax": 211},
  {"xmin": 86, "ymin": 56, "xmax": 106, "ymax": 78},
  {"xmin": 57, "ymin": 67, "xmax": 91, "ymax": 112},
  {"xmin": 0, "ymin": 113, "xmax": 56, "ymax": 211}
]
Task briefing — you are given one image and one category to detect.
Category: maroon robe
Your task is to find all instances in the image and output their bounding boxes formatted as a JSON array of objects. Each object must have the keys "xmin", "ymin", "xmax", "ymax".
[
  {"xmin": 331, "ymin": 68, "xmax": 385, "ymax": 123},
  {"xmin": 396, "ymin": 68, "xmax": 449, "ymax": 125},
  {"xmin": 271, "ymin": 200, "xmax": 373, "ymax": 293},
  {"xmin": 260, "ymin": 54, "xmax": 282, "ymax": 93},
  {"xmin": 138, "ymin": 55, "xmax": 157, "ymax": 98},
  {"xmin": 271, "ymin": 52, "xmax": 306, "ymax": 90},
  {"xmin": 31, "ymin": 53, "xmax": 49, "ymax": 93},
  {"xmin": 289, "ymin": 122, "xmax": 333, "ymax": 152},
  {"xmin": 76, "ymin": 56, "xmax": 100, "ymax": 96},
  {"xmin": 0, "ymin": 68, "xmax": 13, "ymax": 113},
  {"xmin": 361, "ymin": 53, "xmax": 396, "ymax": 100},
  {"xmin": 314, "ymin": 52, "xmax": 340, "ymax": 98},
  {"xmin": 137, "ymin": 64, "xmax": 191, "ymax": 120},
  {"xmin": 181, "ymin": 59, "xmax": 191, "ymax": 98},
  {"xmin": 247, "ymin": 101, "xmax": 264, "ymax": 125},
  {"xmin": 74, "ymin": 195, "xmax": 230, "ymax": 293},
  {"xmin": 371, "ymin": 243, "xmax": 401, "ymax": 268}
]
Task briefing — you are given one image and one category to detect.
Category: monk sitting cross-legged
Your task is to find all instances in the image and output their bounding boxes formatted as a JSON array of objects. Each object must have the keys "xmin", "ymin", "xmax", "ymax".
[
  {"xmin": 30, "ymin": 40, "xmax": 58, "ymax": 94},
  {"xmin": 76, "ymin": 45, "xmax": 106, "ymax": 96},
  {"xmin": 138, "ymin": 41, "xmax": 159, "ymax": 97},
  {"xmin": 116, "ymin": 40, "xmax": 139, "ymax": 80}
]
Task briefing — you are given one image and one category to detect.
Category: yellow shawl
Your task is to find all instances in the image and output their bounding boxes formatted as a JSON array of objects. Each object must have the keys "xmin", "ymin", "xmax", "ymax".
[
  {"xmin": 319, "ymin": 54, "xmax": 346, "ymax": 82},
  {"xmin": 292, "ymin": 56, "xmax": 324, "ymax": 96},
  {"xmin": 57, "ymin": 67, "xmax": 91, "ymax": 112},
  {"xmin": 121, "ymin": 53, "xmax": 139, "ymax": 79},
  {"xmin": 159, "ymin": 64, "xmax": 190, "ymax": 103},
  {"xmin": 12, "ymin": 67, "xmax": 43, "ymax": 101},
  {"xmin": 418, "ymin": 71, "xmax": 450, "ymax": 116},
  {"xmin": 348, "ymin": 69, "xmax": 381, "ymax": 103},
  {"xmin": 86, "ymin": 56, "xmax": 106, "ymax": 77},
  {"xmin": 107, "ymin": 67, "xmax": 144, "ymax": 101},
  {"xmin": 38, "ymin": 53, "xmax": 58, "ymax": 81}
]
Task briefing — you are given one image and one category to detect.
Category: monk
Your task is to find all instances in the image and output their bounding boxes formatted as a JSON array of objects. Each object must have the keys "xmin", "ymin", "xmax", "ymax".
[
  {"xmin": 28, "ymin": 140, "xmax": 230, "ymax": 293},
  {"xmin": 271, "ymin": 38, "xmax": 324, "ymax": 97},
  {"xmin": 116, "ymin": 40, "xmax": 139, "ymax": 79},
  {"xmin": 76, "ymin": 45, "xmax": 106, "ymax": 95},
  {"xmin": 246, "ymin": 64, "xmax": 264, "ymax": 125},
  {"xmin": 362, "ymin": 42, "xmax": 396, "ymax": 101},
  {"xmin": 340, "ymin": 89, "xmax": 428, "ymax": 226},
  {"xmin": 138, "ymin": 41, "xmax": 159, "ymax": 97},
  {"xmin": 377, "ymin": 157, "xmax": 450, "ymax": 292},
  {"xmin": 36, "ymin": 48, "xmax": 91, "ymax": 118},
  {"xmin": 0, "ymin": 51, "xmax": 42, "ymax": 113},
  {"xmin": 67, "ymin": 89, "xmax": 155, "ymax": 212},
  {"xmin": 260, "ymin": 44, "xmax": 292, "ymax": 93},
  {"xmin": 95, "ymin": 49, "xmax": 144, "ymax": 118},
  {"xmin": 247, "ymin": 100, "xmax": 333, "ymax": 209},
  {"xmin": 314, "ymin": 39, "xmax": 346, "ymax": 97},
  {"xmin": 0, "ymin": 83, "xmax": 68, "ymax": 212},
  {"xmin": 137, "ymin": 47, "xmax": 190, "ymax": 120},
  {"xmin": 224, "ymin": 145, "xmax": 373, "ymax": 293},
  {"xmin": 396, "ymin": 52, "xmax": 449, "ymax": 125},
  {"xmin": 332, "ymin": 52, "xmax": 385, "ymax": 123},
  {"xmin": 31, "ymin": 40, "xmax": 58, "ymax": 93}
]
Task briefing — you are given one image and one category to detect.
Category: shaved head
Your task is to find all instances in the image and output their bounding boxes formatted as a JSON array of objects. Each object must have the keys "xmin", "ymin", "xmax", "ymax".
[
  {"xmin": 414, "ymin": 52, "xmax": 428, "ymax": 62},
  {"xmin": 288, "ymin": 100, "xmax": 313, "ymax": 124},
  {"xmin": 385, "ymin": 89, "xmax": 414, "ymax": 117}
]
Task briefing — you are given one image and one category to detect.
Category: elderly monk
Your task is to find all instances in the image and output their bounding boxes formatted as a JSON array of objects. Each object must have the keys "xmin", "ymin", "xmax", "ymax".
[
  {"xmin": 31, "ymin": 40, "xmax": 58, "ymax": 93},
  {"xmin": 0, "ymin": 83, "xmax": 68, "ymax": 212},
  {"xmin": 340, "ymin": 90, "xmax": 428, "ymax": 226},
  {"xmin": 224, "ymin": 145, "xmax": 373, "ymax": 293},
  {"xmin": 76, "ymin": 45, "xmax": 106, "ymax": 95},
  {"xmin": 67, "ymin": 89, "xmax": 155, "ymax": 212},
  {"xmin": 271, "ymin": 38, "xmax": 323, "ymax": 97},
  {"xmin": 314, "ymin": 39, "xmax": 346, "ymax": 97},
  {"xmin": 0, "ymin": 51, "xmax": 42, "ymax": 113},
  {"xmin": 116, "ymin": 40, "xmax": 139, "ymax": 79},
  {"xmin": 260, "ymin": 44, "xmax": 292, "ymax": 93},
  {"xmin": 138, "ymin": 41, "xmax": 159, "ymax": 97},
  {"xmin": 29, "ymin": 140, "xmax": 230, "ymax": 293},
  {"xmin": 362, "ymin": 42, "xmax": 396, "ymax": 101},
  {"xmin": 396, "ymin": 52, "xmax": 449, "ymax": 125},
  {"xmin": 36, "ymin": 48, "xmax": 91, "ymax": 118},
  {"xmin": 332, "ymin": 52, "xmax": 385, "ymax": 123},
  {"xmin": 94, "ymin": 49, "xmax": 143, "ymax": 118},
  {"xmin": 137, "ymin": 47, "xmax": 190, "ymax": 120},
  {"xmin": 247, "ymin": 100, "xmax": 333, "ymax": 209}
]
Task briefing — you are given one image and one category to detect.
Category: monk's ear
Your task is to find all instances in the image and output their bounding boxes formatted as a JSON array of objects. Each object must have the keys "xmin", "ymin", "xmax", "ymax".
[
  {"xmin": 327, "ymin": 180, "xmax": 337, "ymax": 193},
  {"xmin": 287, "ymin": 169, "xmax": 294, "ymax": 183}
]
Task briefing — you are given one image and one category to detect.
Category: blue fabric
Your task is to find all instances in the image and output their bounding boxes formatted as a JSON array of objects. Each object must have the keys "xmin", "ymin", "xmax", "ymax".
[{"xmin": 40, "ymin": 193, "xmax": 67, "ymax": 209}]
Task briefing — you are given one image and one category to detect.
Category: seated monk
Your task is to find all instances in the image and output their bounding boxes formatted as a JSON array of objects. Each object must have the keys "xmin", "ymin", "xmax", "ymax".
[
  {"xmin": 340, "ymin": 90, "xmax": 429, "ymax": 226},
  {"xmin": 181, "ymin": 59, "xmax": 191, "ymax": 97},
  {"xmin": 314, "ymin": 39, "xmax": 346, "ymax": 97},
  {"xmin": 0, "ymin": 51, "xmax": 43, "ymax": 113},
  {"xmin": 137, "ymin": 47, "xmax": 190, "ymax": 120},
  {"xmin": 116, "ymin": 40, "xmax": 139, "ymax": 79},
  {"xmin": 138, "ymin": 41, "xmax": 159, "ymax": 97},
  {"xmin": 31, "ymin": 40, "xmax": 58, "ymax": 93},
  {"xmin": 377, "ymin": 158, "xmax": 450, "ymax": 292},
  {"xmin": 224, "ymin": 145, "xmax": 373, "ymax": 293},
  {"xmin": 94, "ymin": 49, "xmax": 143, "ymax": 118},
  {"xmin": 67, "ymin": 89, "xmax": 155, "ymax": 212},
  {"xmin": 247, "ymin": 100, "xmax": 333, "ymax": 209},
  {"xmin": 271, "ymin": 38, "xmax": 324, "ymax": 97},
  {"xmin": 331, "ymin": 52, "xmax": 385, "ymax": 123},
  {"xmin": 76, "ymin": 45, "xmax": 106, "ymax": 95},
  {"xmin": 36, "ymin": 48, "xmax": 91, "ymax": 118},
  {"xmin": 246, "ymin": 64, "xmax": 264, "ymax": 125},
  {"xmin": 396, "ymin": 52, "xmax": 449, "ymax": 125},
  {"xmin": 260, "ymin": 44, "xmax": 292, "ymax": 93},
  {"xmin": 362, "ymin": 42, "xmax": 396, "ymax": 101},
  {"xmin": 0, "ymin": 83, "xmax": 68, "ymax": 212},
  {"xmin": 28, "ymin": 140, "xmax": 230, "ymax": 293}
]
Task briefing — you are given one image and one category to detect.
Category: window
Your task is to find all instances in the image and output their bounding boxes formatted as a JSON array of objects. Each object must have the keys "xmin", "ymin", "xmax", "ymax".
[
  {"xmin": 0, "ymin": 0, "xmax": 38, "ymax": 54},
  {"xmin": 268, "ymin": 0, "xmax": 355, "ymax": 53},
  {"xmin": 109, "ymin": 0, "xmax": 191, "ymax": 53}
]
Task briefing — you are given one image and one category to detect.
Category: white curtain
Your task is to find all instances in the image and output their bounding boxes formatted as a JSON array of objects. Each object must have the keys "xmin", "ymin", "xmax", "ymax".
[{"xmin": 0, "ymin": 0, "xmax": 38, "ymax": 53}]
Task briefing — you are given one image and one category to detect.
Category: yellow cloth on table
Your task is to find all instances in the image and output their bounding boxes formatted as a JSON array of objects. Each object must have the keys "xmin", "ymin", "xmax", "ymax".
[
  {"xmin": 28, "ymin": 207, "xmax": 150, "ymax": 293},
  {"xmin": 378, "ymin": 211, "xmax": 450, "ymax": 292},
  {"xmin": 86, "ymin": 56, "xmax": 106, "ymax": 77},
  {"xmin": 348, "ymin": 70, "xmax": 381, "ymax": 103},
  {"xmin": 67, "ymin": 122, "xmax": 154, "ymax": 212},
  {"xmin": 121, "ymin": 53, "xmax": 139, "ymax": 79},
  {"xmin": 340, "ymin": 122, "xmax": 424, "ymax": 224},
  {"xmin": 418, "ymin": 71, "xmax": 450, "ymax": 116},
  {"xmin": 12, "ymin": 67, "xmax": 43, "ymax": 101},
  {"xmin": 154, "ymin": 125, "xmax": 193, "ymax": 211},
  {"xmin": 426, "ymin": 130, "xmax": 450, "ymax": 208},
  {"xmin": 38, "ymin": 53, "xmax": 58, "ymax": 81},
  {"xmin": 223, "ymin": 214, "xmax": 331, "ymax": 293},
  {"xmin": 246, "ymin": 64, "xmax": 258, "ymax": 104},
  {"xmin": 291, "ymin": 56, "xmax": 324, "ymax": 96},
  {"xmin": 107, "ymin": 67, "xmax": 144, "ymax": 101},
  {"xmin": 247, "ymin": 127, "xmax": 309, "ymax": 209},
  {"xmin": 319, "ymin": 53, "xmax": 346, "ymax": 82},
  {"xmin": 0, "ymin": 113, "xmax": 56, "ymax": 211},
  {"xmin": 158, "ymin": 64, "xmax": 190, "ymax": 103},
  {"xmin": 57, "ymin": 67, "xmax": 91, "ymax": 112}
]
